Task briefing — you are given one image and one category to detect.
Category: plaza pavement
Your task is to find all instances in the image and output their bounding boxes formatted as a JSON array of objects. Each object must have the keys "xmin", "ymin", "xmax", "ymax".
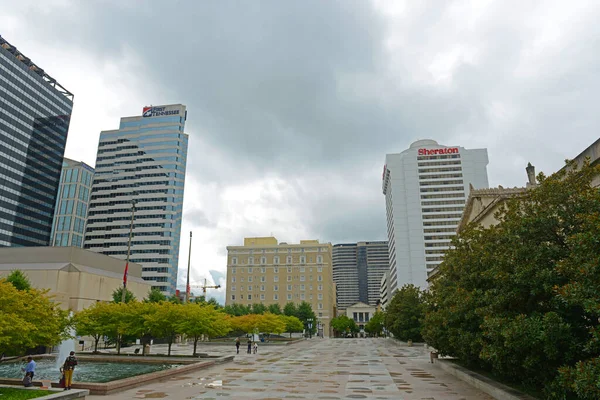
[{"xmin": 88, "ymin": 338, "xmax": 493, "ymax": 400}]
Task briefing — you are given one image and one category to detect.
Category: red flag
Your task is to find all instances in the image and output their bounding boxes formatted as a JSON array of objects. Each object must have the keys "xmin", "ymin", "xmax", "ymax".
[{"xmin": 123, "ymin": 262, "xmax": 129, "ymax": 287}]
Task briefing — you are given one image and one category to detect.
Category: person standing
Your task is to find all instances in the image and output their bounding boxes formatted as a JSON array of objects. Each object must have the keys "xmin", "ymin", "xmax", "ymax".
[
  {"xmin": 247, "ymin": 338, "xmax": 252, "ymax": 354},
  {"xmin": 253, "ymin": 341, "xmax": 258, "ymax": 354},
  {"xmin": 235, "ymin": 338, "xmax": 240, "ymax": 354},
  {"xmin": 62, "ymin": 351, "xmax": 78, "ymax": 390},
  {"xmin": 21, "ymin": 356, "xmax": 35, "ymax": 387}
]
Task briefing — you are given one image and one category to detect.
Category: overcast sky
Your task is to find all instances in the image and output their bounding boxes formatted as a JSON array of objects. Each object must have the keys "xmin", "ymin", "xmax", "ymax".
[{"xmin": 2, "ymin": 0, "xmax": 599, "ymax": 303}]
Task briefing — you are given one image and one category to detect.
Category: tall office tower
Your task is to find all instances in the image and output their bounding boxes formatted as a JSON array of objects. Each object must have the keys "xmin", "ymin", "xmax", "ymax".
[
  {"xmin": 225, "ymin": 237, "xmax": 335, "ymax": 337},
  {"xmin": 50, "ymin": 158, "xmax": 94, "ymax": 247},
  {"xmin": 382, "ymin": 139, "xmax": 488, "ymax": 292},
  {"xmin": 332, "ymin": 241, "xmax": 389, "ymax": 310},
  {"xmin": 0, "ymin": 35, "xmax": 73, "ymax": 247},
  {"xmin": 85, "ymin": 104, "xmax": 188, "ymax": 295}
]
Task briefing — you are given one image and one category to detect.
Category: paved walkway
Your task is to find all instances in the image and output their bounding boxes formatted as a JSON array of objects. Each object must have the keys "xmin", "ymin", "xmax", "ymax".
[{"xmin": 88, "ymin": 338, "xmax": 493, "ymax": 399}]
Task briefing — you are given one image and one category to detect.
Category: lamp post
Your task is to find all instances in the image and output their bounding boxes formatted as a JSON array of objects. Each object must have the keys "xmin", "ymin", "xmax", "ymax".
[
  {"xmin": 185, "ymin": 231, "xmax": 192, "ymax": 303},
  {"xmin": 121, "ymin": 199, "xmax": 136, "ymax": 304},
  {"xmin": 307, "ymin": 318, "xmax": 313, "ymax": 339}
]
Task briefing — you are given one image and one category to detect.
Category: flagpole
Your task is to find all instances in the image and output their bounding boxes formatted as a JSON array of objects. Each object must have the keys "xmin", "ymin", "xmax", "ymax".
[
  {"xmin": 185, "ymin": 231, "xmax": 192, "ymax": 303},
  {"xmin": 122, "ymin": 199, "xmax": 136, "ymax": 303}
]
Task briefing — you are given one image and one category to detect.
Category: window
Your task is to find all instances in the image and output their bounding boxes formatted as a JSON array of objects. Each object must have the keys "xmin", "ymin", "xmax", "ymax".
[
  {"xmin": 318, "ymin": 303, "xmax": 323, "ymax": 310},
  {"xmin": 231, "ymin": 295, "xmax": 235, "ymax": 300},
  {"xmin": 261, "ymin": 285, "xmax": 265, "ymax": 291},
  {"xmin": 274, "ymin": 267, "xmax": 279, "ymax": 273},
  {"xmin": 240, "ymin": 294, "xmax": 244, "ymax": 299},
  {"xmin": 248, "ymin": 267, "xmax": 253, "ymax": 273},
  {"xmin": 232, "ymin": 257, "xmax": 237, "ymax": 265},
  {"xmin": 318, "ymin": 275, "xmax": 322, "ymax": 282},
  {"xmin": 248, "ymin": 257, "xmax": 254, "ymax": 265},
  {"xmin": 287, "ymin": 285, "xmax": 292, "ymax": 291},
  {"xmin": 274, "ymin": 285, "xmax": 279, "ymax": 291},
  {"xmin": 309, "ymin": 294, "xmax": 313, "ymax": 300},
  {"xmin": 318, "ymin": 312, "xmax": 323, "ymax": 317},
  {"xmin": 300, "ymin": 256, "xmax": 306, "ymax": 264},
  {"xmin": 309, "ymin": 257, "xmax": 313, "ymax": 263},
  {"xmin": 300, "ymin": 284, "xmax": 305, "ymax": 291},
  {"xmin": 287, "ymin": 267, "xmax": 292, "ymax": 273},
  {"xmin": 231, "ymin": 286, "xmax": 236, "ymax": 291},
  {"xmin": 261, "ymin": 276, "xmax": 266, "ymax": 282},
  {"xmin": 286, "ymin": 256, "xmax": 292, "ymax": 264},
  {"xmin": 261, "ymin": 257, "xmax": 266, "ymax": 264},
  {"xmin": 240, "ymin": 286, "xmax": 244, "ymax": 291},
  {"xmin": 318, "ymin": 294, "xmax": 323, "ymax": 300},
  {"xmin": 318, "ymin": 285, "xmax": 323, "ymax": 291},
  {"xmin": 287, "ymin": 294, "xmax": 292, "ymax": 300},
  {"xmin": 231, "ymin": 277, "xmax": 236, "ymax": 283},
  {"xmin": 317, "ymin": 266, "xmax": 322, "ymax": 272},
  {"xmin": 317, "ymin": 255, "xmax": 323, "ymax": 263},
  {"xmin": 274, "ymin": 294, "xmax": 279, "ymax": 300},
  {"xmin": 261, "ymin": 267, "xmax": 266, "ymax": 273},
  {"xmin": 309, "ymin": 285, "xmax": 313, "ymax": 291},
  {"xmin": 274, "ymin": 276, "xmax": 279, "ymax": 282},
  {"xmin": 300, "ymin": 266, "xmax": 305, "ymax": 272},
  {"xmin": 274, "ymin": 256, "xmax": 280, "ymax": 264},
  {"xmin": 300, "ymin": 294, "xmax": 305, "ymax": 300},
  {"xmin": 287, "ymin": 276, "xmax": 292, "ymax": 282},
  {"xmin": 248, "ymin": 294, "xmax": 252, "ymax": 300},
  {"xmin": 241, "ymin": 277, "xmax": 245, "ymax": 282},
  {"xmin": 300, "ymin": 276, "xmax": 305, "ymax": 282},
  {"xmin": 248, "ymin": 276, "xmax": 253, "ymax": 282},
  {"xmin": 260, "ymin": 294, "xmax": 265, "ymax": 300},
  {"xmin": 248, "ymin": 285, "xmax": 252, "ymax": 291}
]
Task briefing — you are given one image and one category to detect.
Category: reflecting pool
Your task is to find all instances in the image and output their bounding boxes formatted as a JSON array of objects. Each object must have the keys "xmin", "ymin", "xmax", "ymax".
[{"xmin": 0, "ymin": 358, "xmax": 180, "ymax": 383}]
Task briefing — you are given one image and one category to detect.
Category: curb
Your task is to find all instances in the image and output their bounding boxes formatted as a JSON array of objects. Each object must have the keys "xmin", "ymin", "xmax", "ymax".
[
  {"xmin": 435, "ymin": 359, "xmax": 538, "ymax": 400},
  {"xmin": 0, "ymin": 385, "xmax": 89, "ymax": 399}
]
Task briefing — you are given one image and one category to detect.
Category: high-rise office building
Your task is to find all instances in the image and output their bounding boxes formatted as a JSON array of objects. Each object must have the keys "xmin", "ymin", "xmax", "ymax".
[
  {"xmin": 85, "ymin": 104, "xmax": 188, "ymax": 295},
  {"xmin": 225, "ymin": 237, "xmax": 335, "ymax": 337},
  {"xmin": 382, "ymin": 139, "xmax": 488, "ymax": 292},
  {"xmin": 50, "ymin": 158, "xmax": 94, "ymax": 247},
  {"xmin": 332, "ymin": 241, "xmax": 389, "ymax": 311},
  {"xmin": 0, "ymin": 35, "xmax": 73, "ymax": 247}
]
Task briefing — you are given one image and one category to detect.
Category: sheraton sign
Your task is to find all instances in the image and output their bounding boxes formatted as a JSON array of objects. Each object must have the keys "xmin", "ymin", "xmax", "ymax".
[{"xmin": 418, "ymin": 147, "xmax": 459, "ymax": 156}]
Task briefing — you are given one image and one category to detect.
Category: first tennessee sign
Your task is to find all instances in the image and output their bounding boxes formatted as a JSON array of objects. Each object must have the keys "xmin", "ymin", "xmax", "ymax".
[
  {"xmin": 418, "ymin": 147, "xmax": 459, "ymax": 156},
  {"xmin": 142, "ymin": 106, "xmax": 180, "ymax": 118}
]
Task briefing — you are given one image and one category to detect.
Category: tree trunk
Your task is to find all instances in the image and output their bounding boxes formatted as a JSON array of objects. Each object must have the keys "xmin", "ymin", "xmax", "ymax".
[
  {"xmin": 168, "ymin": 336, "xmax": 172, "ymax": 356},
  {"xmin": 116, "ymin": 335, "xmax": 121, "ymax": 355},
  {"xmin": 94, "ymin": 336, "xmax": 100, "ymax": 353},
  {"xmin": 193, "ymin": 337, "xmax": 198, "ymax": 356}
]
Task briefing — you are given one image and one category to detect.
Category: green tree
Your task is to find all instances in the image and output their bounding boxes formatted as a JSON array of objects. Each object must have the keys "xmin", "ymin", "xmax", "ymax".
[
  {"xmin": 330, "ymin": 315, "xmax": 357, "ymax": 336},
  {"xmin": 267, "ymin": 303, "xmax": 282, "ymax": 315},
  {"xmin": 251, "ymin": 303, "xmax": 267, "ymax": 314},
  {"xmin": 206, "ymin": 298, "xmax": 222, "ymax": 309},
  {"xmin": 112, "ymin": 287, "xmax": 136, "ymax": 303},
  {"xmin": 385, "ymin": 284, "xmax": 425, "ymax": 342},
  {"xmin": 5, "ymin": 270, "xmax": 31, "ymax": 291},
  {"xmin": 364, "ymin": 311, "xmax": 385, "ymax": 336},
  {"xmin": 177, "ymin": 304, "xmax": 230, "ymax": 355},
  {"xmin": 422, "ymin": 160, "xmax": 600, "ymax": 397},
  {"xmin": 0, "ymin": 280, "xmax": 69, "ymax": 356},
  {"xmin": 256, "ymin": 312, "xmax": 286, "ymax": 336},
  {"xmin": 282, "ymin": 315, "xmax": 304, "ymax": 338},
  {"xmin": 143, "ymin": 302, "xmax": 183, "ymax": 356},
  {"xmin": 223, "ymin": 303, "xmax": 251, "ymax": 316},
  {"xmin": 283, "ymin": 302, "xmax": 297, "ymax": 317},
  {"xmin": 168, "ymin": 295, "xmax": 182, "ymax": 304},
  {"xmin": 145, "ymin": 288, "xmax": 167, "ymax": 303},
  {"xmin": 73, "ymin": 302, "xmax": 113, "ymax": 353},
  {"xmin": 296, "ymin": 301, "xmax": 317, "ymax": 334}
]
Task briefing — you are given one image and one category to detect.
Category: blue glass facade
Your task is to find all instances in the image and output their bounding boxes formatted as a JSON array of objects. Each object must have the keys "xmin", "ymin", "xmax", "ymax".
[
  {"xmin": 0, "ymin": 36, "xmax": 73, "ymax": 247},
  {"xmin": 84, "ymin": 105, "xmax": 188, "ymax": 295}
]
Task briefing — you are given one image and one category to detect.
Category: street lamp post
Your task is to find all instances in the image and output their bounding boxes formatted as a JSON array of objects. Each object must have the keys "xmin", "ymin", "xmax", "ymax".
[
  {"xmin": 307, "ymin": 318, "xmax": 313, "ymax": 339},
  {"xmin": 121, "ymin": 199, "xmax": 136, "ymax": 304}
]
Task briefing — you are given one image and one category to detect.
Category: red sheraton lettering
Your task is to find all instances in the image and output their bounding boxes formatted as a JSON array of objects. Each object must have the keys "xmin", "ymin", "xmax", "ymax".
[{"xmin": 418, "ymin": 148, "xmax": 459, "ymax": 156}]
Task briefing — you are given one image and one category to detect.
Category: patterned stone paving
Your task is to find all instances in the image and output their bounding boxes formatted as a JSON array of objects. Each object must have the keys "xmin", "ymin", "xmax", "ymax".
[{"xmin": 88, "ymin": 338, "xmax": 493, "ymax": 399}]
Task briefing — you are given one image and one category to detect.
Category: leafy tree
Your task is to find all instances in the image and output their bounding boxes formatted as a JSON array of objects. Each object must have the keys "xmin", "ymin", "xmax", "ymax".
[
  {"xmin": 177, "ymin": 304, "xmax": 229, "ymax": 355},
  {"xmin": 251, "ymin": 303, "xmax": 267, "ymax": 314},
  {"xmin": 330, "ymin": 315, "xmax": 357, "ymax": 336},
  {"xmin": 168, "ymin": 295, "xmax": 182, "ymax": 304},
  {"xmin": 5, "ymin": 270, "xmax": 31, "ymax": 291},
  {"xmin": 112, "ymin": 287, "xmax": 136, "ymax": 303},
  {"xmin": 268, "ymin": 303, "xmax": 282, "ymax": 315},
  {"xmin": 229, "ymin": 314, "xmax": 262, "ymax": 334},
  {"xmin": 296, "ymin": 301, "xmax": 317, "ymax": 334},
  {"xmin": 206, "ymin": 298, "xmax": 222, "ymax": 309},
  {"xmin": 282, "ymin": 315, "xmax": 304, "ymax": 338},
  {"xmin": 223, "ymin": 303, "xmax": 251, "ymax": 316},
  {"xmin": 0, "ymin": 280, "xmax": 69, "ymax": 356},
  {"xmin": 364, "ymin": 311, "xmax": 385, "ymax": 336},
  {"xmin": 145, "ymin": 288, "xmax": 166, "ymax": 303},
  {"xmin": 74, "ymin": 302, "xmax": 114, "ymax": 353},
  {"xmin": 256, "ymin": 313, "xmax": 286, "ymax": 336},
  {"xmin": 385, "ymin": 284, "xmax": 425, "ymax": 342},
  {"xmin": 283, "ymin": 302, "xmax": 297, "ymax": 317},
  {"xmin": 422, "ymin": 160, "xmax": 600, "ymax": 397},
  {"xmin": 143, "ymin": 302, "xmax": 183, "ymax": 356}
]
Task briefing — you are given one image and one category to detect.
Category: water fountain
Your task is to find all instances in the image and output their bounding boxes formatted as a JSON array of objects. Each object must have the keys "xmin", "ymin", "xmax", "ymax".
[{"xmin": 55, "ymin": 325, "xmax": 76, "ymax": 369}]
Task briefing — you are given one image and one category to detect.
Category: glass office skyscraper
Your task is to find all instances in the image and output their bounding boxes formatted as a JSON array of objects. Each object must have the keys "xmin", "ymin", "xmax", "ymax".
[
  {"xmin": 0, "ymin": 35, "xmax": 73, "ymax": 247},
  {"xmin": 50, "ymin": 158, "xmax": 94, "ymax": 247},
  {"xmin": 84, "ymin": 104, "xmax": 188, "ymax": 295}
]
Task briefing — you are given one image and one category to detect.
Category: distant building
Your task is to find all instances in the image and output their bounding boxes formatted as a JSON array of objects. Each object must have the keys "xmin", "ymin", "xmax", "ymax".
[
  {"xmin": 562, "ymin": 137, "xmax": 600, "ymax": 188},
  {"xmin": 0, "ymin": 35, "xmax": 74, "ymax": 247},
  {"xmin": 84, "ymin": 104, "xmax": 189, "ymax": 295},
  {"xmin": 50, "ymin": 158, "xmax": 94, "ymax": 247},
  {"xmin": 225, "ymin": 237, "xmax": 335, "ymax": 337},
  {"xmin": 379, "ymin": 271, "xmax": 390, "ymax": 309},
  {"xmin": 0, "ymin": 246, "xmax": 150, "ymax": 311},
  {"xmin": 383, "ymin": 139, "xmax": 489, "ymax": 291},
  {"xmin": 346, "ymin": 302, "xmax": 377, "ymax": 337},
  {"xmin": 332, "ymin": 241, "xmax": 389, "ymax": 311}
]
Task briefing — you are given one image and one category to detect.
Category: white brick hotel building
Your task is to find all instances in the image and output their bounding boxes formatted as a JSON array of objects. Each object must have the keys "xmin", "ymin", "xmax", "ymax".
[{"xmin": 382, "ymin": 139, "xmax": 488, "ymax": 292}]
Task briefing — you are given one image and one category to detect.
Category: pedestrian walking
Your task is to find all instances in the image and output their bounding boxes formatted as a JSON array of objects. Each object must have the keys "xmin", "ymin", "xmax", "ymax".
[
  {"xmin": 247, "ymin": 338, "xmax": 252, "ymax": 354},
  {"xmin": 253, "ymin": 342, "xmax": 258, "ymax": 354},
  {"xmin": 62, "ymin": 351, "xmax": 78, "ymax": 390},
  {"xmin": 21, "ymin": 356, "xmax": 35, "ymax": 387},
  {"xmin": 235, "ymin": 337, "xmax": 240, "ymax": 354}
]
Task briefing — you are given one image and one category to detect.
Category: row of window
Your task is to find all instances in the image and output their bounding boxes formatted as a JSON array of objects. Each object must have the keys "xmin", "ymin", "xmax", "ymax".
[
  {"xmin": 232, "ymin": 284, "xmax": 324, "ymax": 292},
  {"xmin": 231, "ymin": 266, "xmax": 324, "ymax": 274},
  {"xmin": 230, "ymin": 293, "xmax": 324, "ymax": 307},
  {"xmin": 232, "ymin": 273, "xmax": 324, "ymax": 283},
  {"xmin": 230, "ymin": 255, "xmax": 324, "ymax": 265}
]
